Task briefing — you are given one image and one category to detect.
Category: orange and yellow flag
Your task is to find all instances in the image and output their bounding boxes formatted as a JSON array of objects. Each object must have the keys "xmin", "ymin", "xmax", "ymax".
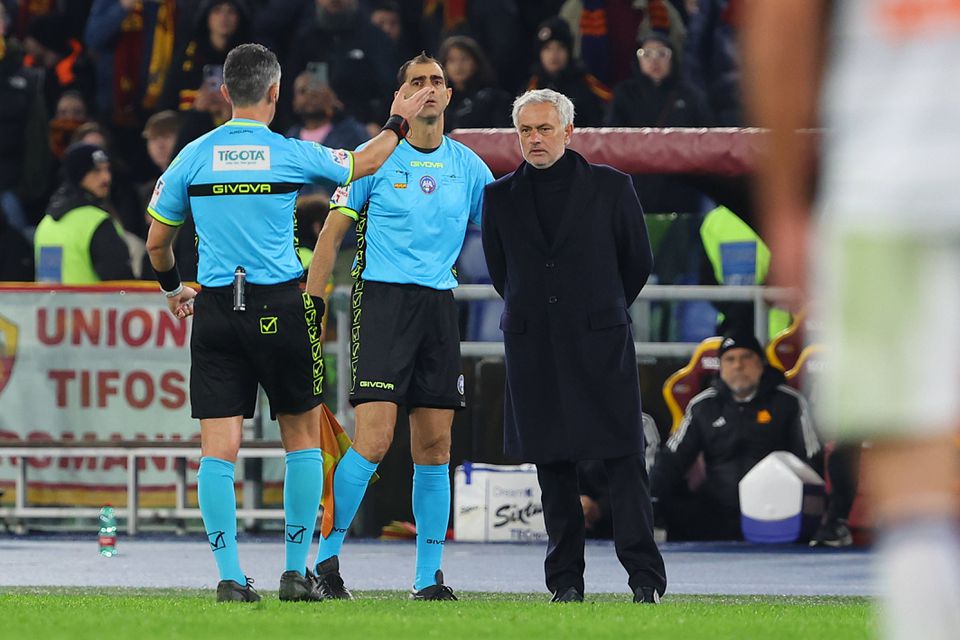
[{"xmin": 318, "ymin": 405, "xmax": 378, "ymax": 538}]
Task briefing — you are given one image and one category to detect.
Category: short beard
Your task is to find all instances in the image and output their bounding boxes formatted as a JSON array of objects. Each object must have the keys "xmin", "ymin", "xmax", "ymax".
[{"xmin": 417, "ymin": 114, "xmax": 440, "ymax": 126}]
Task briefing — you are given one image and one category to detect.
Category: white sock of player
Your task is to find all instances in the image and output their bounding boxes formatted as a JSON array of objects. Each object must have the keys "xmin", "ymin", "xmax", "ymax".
[{"xmin": 878, "ymin": 518, "xmax": 960, "ymax": 640}]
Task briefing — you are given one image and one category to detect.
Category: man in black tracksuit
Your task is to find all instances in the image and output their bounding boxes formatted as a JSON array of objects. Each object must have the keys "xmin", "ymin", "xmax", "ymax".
[{"xmin": 649, "ymin": 330, "xmax": 822, "ymax": 540}]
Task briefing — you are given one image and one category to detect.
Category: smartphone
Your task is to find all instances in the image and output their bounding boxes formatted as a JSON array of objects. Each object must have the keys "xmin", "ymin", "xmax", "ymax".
[
  {"xmin": 202, "ymin": 64, "xmax": 224, "ymax": 90},
  {"xmin": 306, "ymin": 61, "xmax": 329, "ymax": 87}
]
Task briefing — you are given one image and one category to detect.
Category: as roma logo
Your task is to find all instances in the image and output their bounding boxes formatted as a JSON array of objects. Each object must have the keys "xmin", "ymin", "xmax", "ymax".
[{"xmin": 0, "ymin": 314, "xmax": 18, "ymax": 397}]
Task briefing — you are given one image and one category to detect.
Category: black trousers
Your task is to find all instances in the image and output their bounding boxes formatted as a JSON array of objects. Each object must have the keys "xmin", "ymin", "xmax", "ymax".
[{"xmin": 536, "ymin": 453, "xmax": 667, "ymax": 595}]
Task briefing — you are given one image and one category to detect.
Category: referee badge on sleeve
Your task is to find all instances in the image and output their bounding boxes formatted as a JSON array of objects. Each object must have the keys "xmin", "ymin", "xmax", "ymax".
[
  {"xmin": 329, "ymin": 148, "xmax": 351, "ymax": 168},
  {"xmin": 149, "ymin": 178, "xmax": 164, "ymax": 209},
  {"xmin": 331, "ymin": 186, "xmax": 350, "ymax": 206}
]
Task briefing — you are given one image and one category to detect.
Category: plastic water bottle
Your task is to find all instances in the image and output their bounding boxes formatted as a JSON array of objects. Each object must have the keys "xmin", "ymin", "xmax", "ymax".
[{"xmin": 98, "ymin": 505, "xmax": 117, "ymax": 557}]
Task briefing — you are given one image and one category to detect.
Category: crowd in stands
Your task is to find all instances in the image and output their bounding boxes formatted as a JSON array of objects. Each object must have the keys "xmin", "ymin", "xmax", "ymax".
[{"xmin": 0, "ymin": 0, "xmax": 745, "ymax": 284}]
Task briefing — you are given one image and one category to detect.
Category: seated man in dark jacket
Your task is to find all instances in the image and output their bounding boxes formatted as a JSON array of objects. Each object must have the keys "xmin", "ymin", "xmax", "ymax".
[{"xmin": 649, "ymin": 330, "xmax": 822, "ymax": 540}]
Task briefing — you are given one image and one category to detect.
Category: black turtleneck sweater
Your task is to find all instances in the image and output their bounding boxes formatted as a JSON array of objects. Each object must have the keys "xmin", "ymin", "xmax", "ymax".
[{"xmin": 530, "ymin": 151, "xmax": 575, "ymax": 246}]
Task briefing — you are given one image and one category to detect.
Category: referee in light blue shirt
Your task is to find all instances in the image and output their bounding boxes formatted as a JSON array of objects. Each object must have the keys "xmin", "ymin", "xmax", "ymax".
[
  {"xmin": 305, "ymin": 52, "xmax": 494, "ymax": 601},
  {"xmin": 144, "ymin": 43, "xmax": 429, "ymax": 604}
]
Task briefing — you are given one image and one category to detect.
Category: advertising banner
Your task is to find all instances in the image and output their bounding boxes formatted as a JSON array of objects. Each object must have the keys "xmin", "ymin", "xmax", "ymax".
[{"xmin": 0, "ymin": 285, "xmax": 280, "ymax": 507}]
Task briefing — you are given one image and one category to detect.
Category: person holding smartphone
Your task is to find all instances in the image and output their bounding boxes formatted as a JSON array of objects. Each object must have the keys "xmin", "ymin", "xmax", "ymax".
[{"xmin": 158, "ymin": 1, "xmax": 250, "ymax": 120}]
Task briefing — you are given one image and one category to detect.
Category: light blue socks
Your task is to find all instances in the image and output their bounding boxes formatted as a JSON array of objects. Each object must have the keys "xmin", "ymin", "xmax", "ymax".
[
  {"xmin": 197, "ymin": 456, "xmax": 245, "ymax": 584},
  {"xmin": 315, "ymin": 447, "xmax": 378, "ymax": 567},
  {"xmin": 283, "ymin": 448, "xmax": 323, "ymax": 575},
  {"xmin": 412, "ymin": 463, "xmax": 450, "ymax": 590}
]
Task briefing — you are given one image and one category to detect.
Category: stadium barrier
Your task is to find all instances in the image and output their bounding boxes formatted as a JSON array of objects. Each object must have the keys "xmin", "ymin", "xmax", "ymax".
[
  {"xmin": 0, "ymin": 441, "xmax": 284, "ymax": 535},
  {"xmin": 0, "ymin": 282, "xmax": 792, "ymax": 531}
]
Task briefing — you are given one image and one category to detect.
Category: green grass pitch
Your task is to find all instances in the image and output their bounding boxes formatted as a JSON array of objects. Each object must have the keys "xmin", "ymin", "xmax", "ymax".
[{"xmin": 0, "ymin": 589, "xmax": 873, "ymax": 640}]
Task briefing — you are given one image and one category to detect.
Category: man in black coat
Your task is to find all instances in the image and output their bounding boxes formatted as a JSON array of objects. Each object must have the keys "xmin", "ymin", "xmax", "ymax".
[{"xmin": 481, "ymin": 88, "xmax": 666, "ymax": 604}]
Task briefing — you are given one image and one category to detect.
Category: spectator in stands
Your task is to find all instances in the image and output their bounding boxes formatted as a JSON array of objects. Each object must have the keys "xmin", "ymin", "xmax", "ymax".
[
  {"xmin": 0, "ymin": 10, "xmax": 51, "ymax": 233},
  {"xmin": 72, "ymin": 121, "xmax": 145, "ymax": 240},
  {"xmin": 33, "ymin": 143, "xmax": 133, "ymax": 283},
  {"xmin": 159, "ymin": 0, "xmax": 250, "ymax": 118},
  {"xmin": 287, "ymin": 69, "xmax": 368, "ymax": 202},
  {"xmin": 525, "ymin": 17, "xmax": 609, "ymax": 127},
  {"xmin": 437, "ymin": 36, "xmax": 512, "ymax": 131},
  {"xmin": 683, "ymin": 0, "xmax": 742, "ymax": 126},
  {"xmin": 84, "ymin": 0, "xmax": 192, "ymax": 180},
  {"xmin": 9, "ymin": 0, "xmax": 92, "ymax": 42},
  {"xmin": 605, "ymin": 33, "xmax": 710, "ymax": 127},
  {"xmin": 563, "ymin": 0, "xmax": 686, "ymax": 88},
  {"xmin": 605, "ymin": 32, "xmax": 711, "ymax": 215},
  {"xmin": 84, "ymin": 0, "xmax": 185, "ymax": 127},
  {"xmin": 370, "ymin": 1, "xmax": 414, "ymax": 58},
  {"xmin": 251, "ymin": 0, "xmax": 314, "ymax": 60},
  {"xmin": 138, "ymin": 110, "xmax": 198, "ymax": 282},
  {"xmin": 48, "ymin": 92, "xmax": 88, "ymax": 162},
  {"xmin": 288, "ymin": 70, "xmax": 368, "ymax": 151},
  {"xmin": 0, "ymin": 198, "xmax": 34, "ymax": 280},
  {"xmin": 142, "ymin": 110, "xmax": 180, "ymax": 177},
  {"xmin": 22, "ymin": 14, "xmax": 96, "ymax": 120},
  {"xmin": 649, "ymin": 330, "xmax": 822, "ymax": 540},
  {"xmin": 285, "ymin": 0, "xmax": 399, "ymax": 127},
  {"xmin": 54, "ymin": 89, "xmax": 88, "ymax": 122}
]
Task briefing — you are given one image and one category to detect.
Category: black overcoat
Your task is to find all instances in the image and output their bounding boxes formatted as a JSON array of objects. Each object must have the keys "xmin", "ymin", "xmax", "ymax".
[{"xmin": 481, "ymin": 150, "xmax": 654, "ymax": 463}]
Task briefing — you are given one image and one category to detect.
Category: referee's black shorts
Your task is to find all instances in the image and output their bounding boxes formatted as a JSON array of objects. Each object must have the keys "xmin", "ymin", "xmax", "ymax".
[
  {"xmin": 350, "ymin": 279, "xmax": 465, "ymax": 410},
  {"xmin": 190, "ymin": 280, "xmax": 324, "ymax": 420}
]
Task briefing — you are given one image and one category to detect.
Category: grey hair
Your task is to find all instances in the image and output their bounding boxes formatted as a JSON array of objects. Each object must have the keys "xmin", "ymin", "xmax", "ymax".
[
  {"xmin": 223, "ymin": 44, "xmax": 282, "ymax": 107},
  {"xmin": 511, "ymin": 89, "xmax": 575, "ymax": 129}
]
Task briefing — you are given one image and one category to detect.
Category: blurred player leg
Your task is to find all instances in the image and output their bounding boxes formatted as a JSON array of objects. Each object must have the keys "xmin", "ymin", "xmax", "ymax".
[
  {"xmin": 818, "ymin": 231, "xmax": 960, "ymax": 640},
  {"xmin": 868, "ymin": 439, "xmax": 960, "ymax": 640}
]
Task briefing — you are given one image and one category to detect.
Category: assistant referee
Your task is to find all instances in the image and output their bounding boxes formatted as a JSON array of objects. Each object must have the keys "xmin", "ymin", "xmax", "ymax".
[
  {"xmin": 145, "ymin": 43, "xmax": 429, "ymax": 603},
  {"xmin": 305, "ymin": 52, "xmax": 494, "ymax": 601}
]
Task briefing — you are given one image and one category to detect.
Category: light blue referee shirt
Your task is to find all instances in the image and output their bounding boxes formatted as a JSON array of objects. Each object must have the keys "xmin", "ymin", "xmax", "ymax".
[
  {"xmin": 147, "ymin": 118, "xmax": 354, "ymax": 287},
  {"xmin": 330, "ymin": 137, "xmax": 493, "ymax": 290}
]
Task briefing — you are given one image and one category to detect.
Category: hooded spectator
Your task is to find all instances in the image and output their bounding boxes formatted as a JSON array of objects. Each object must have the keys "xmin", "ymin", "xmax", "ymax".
[
  {"xmin": 34, "ymin": 143, "xmax": 133, "ymax": 283},
  {"xmin": 526, "ymin": 17, "xmax": 610, "ymax": 127}
]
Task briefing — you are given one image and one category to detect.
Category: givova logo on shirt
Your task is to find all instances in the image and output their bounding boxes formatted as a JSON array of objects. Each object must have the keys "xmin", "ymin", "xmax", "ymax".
[{"xmin": 213, "ymin": 145, "xmax": 270, "ymax": 171}]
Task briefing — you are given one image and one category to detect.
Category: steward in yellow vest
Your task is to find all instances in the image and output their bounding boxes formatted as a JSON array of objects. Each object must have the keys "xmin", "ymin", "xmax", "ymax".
[
  {"xmin": 34, "ymin": 143, "xmax": 133, "ymax": 283},
  {"xmin": 699, "ymin": 205, "xmax": 791, "ymax": 338}
]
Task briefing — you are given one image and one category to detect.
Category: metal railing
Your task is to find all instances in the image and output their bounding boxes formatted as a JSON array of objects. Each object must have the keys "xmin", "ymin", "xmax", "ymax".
[
  {"xmin": 0, "ymin": 442, "xmax": 285, "ymax": 535},
  {"xmin": 327, "ymin": 284, "xmax": 794, "ymax": 426}
]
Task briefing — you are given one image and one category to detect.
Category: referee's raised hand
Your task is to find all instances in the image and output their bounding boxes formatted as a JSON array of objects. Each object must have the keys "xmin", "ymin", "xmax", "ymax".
[
  {"xmin": 351, "ymin": 84, "xmax": 432, "ymax": 179},
  {"xmin": 390, "ymin": 83, "xmax": 432, "ymax": 122}
]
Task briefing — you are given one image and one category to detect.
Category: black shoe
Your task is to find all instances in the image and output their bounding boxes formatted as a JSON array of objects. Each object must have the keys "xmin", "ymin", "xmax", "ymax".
[
  {"xmin": 410, "ymin": 570, "xmax": 458, "ymax": 601},
  {"xmin": 314, "ymin": 556, "xmax": 353, "ymax": 600},
  {"xmin": 810, "ymin": 519, "xmax": 853, "ymax": 548},
  {"xmin": 216, "ymin": 577, "xmax": 260, "ymax": 602},
  {"xmin": 279, "ymin": 568, "xmax": 324, "ymax": 601},
  {"xmin": 550, "ymin": 586, "xmax": 584, "ymax": 603},
  {"xmin": 633, "ymin": 586, "xmax": 661, "ymax": 604}
]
